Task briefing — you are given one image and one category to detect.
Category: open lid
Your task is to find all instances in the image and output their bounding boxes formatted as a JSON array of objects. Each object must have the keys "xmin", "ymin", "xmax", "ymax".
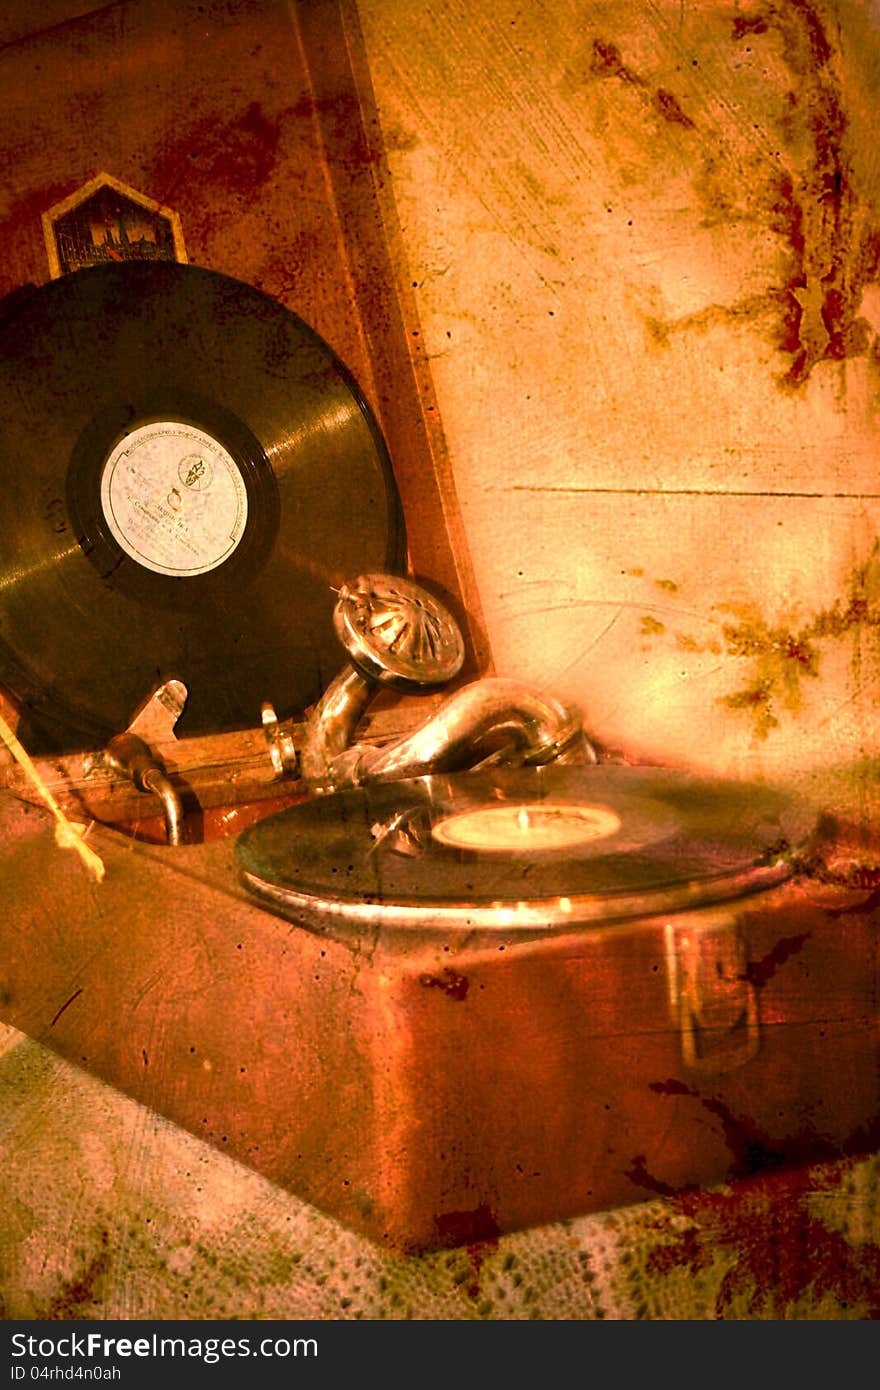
[{"xmin": 0, "ymin": 262, "xmax": 405, "ymax": 751}]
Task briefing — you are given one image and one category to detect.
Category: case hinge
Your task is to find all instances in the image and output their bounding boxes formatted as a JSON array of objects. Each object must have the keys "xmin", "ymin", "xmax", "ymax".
[{"xmin": 664, "ymin": 912, "xmax": 759, "ymax": 1075}]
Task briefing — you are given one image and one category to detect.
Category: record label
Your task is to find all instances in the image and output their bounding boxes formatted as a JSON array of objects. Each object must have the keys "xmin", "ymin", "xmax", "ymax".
[
  {"xmin": 431, "ymin": 801, "xmax": 622, "ymax": 852},
  {"xmin": 100, "ymin": 421, "xmax": 248, "ymax": 577}
]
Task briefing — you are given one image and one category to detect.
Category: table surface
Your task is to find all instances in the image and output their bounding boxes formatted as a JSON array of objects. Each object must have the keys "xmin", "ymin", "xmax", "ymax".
[{"xmin": 0, "ymin": 1022, "xmax": 878, "ymax": 1321}]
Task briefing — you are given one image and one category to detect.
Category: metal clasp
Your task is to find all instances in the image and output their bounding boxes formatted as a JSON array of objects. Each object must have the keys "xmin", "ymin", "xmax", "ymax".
[
  {"xmin": 261, "ymin": 702, "xmax": 299, "ymax": 778},
  {"xmin": 664, "ymin": 911, "xmax": 759, "ymax": 1075}
]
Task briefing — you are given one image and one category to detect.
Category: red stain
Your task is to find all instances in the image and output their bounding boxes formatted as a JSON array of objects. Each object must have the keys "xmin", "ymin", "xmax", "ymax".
[
  {"xmin": 625, "ymin": 1153, "xmax": 682, "ymax": 1198},
  {"xmin": 654, "ymin": 89, "xmax": 695, "ymax": 129},
  {"xmin": 35, "ymin": 1233, "xmax": 111, "ymax": 1320},
  {"xmin": 719, "ymin": 2, "xmax": 880, "ymax": 388},
  {"xmin": 418, "ymin": 967, "xmax": 470, "ymax": 1001},
  {"xmin": 589, "ymin": 38, "xmax": 643, "ymax": 85},
  {"xmin": 645, "ymin": 1079, "xmax": 880, "ymax": 1177},
  {"xmin": 641, "ymin": 1078, "xmax": 789, "ymax": 1179},
  {"xmin": 0, "ymin": 178, "xmax": 81, "ymax": 296},
  {"xmin": 641, "ymin": 1164, "xmax": 880, "ymax": 1317},
  {"xmin": 788, "ymin": 0, "xmax": 833, "ymax": 67},
  {"xmin": 769, "ymin": 5, "xmax": 872, "ymax": 387},
  {"xmin": 434, "ymin": 1204, "xmax": 501, "ymax": 1251},
  {"xmin": 768, "ymin": 173, "xmax": 807, "ymax": 355},
  {"xmin": 731, "ymin": 15, "xmax": 769, "ymax": 40},
  {"xmin": 744, "ymin": 933, "xmax": 811, "ymax": 990},
  {"xmin": 588, "ymin": 38, "xmax": 694, "ymax": 135},
  {"xmin": 628, "ymin": 1089, "xmax": 880, "ymax": 1315},
  {"xmin": 151, "ymin": 101, "xmax": 289, "ymax": 208},
  {"xmin": 3, "ymin": 180, "xmax": 78, "ymax": 239},
  {"xmin": 462, "ymin": 1235, "xmax": 500, "ymax": 1300}
]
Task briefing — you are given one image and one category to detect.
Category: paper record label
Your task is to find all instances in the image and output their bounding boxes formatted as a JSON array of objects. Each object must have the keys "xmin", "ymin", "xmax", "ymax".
[{"xmin": 100, "ymin": 421, "xmax": 247, "ymax": 576}]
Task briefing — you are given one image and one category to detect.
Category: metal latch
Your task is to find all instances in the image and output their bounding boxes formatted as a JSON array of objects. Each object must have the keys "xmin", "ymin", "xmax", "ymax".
[{"xmin": 664, "ymin": 911, "xmax": 759, "ymax": 1075}]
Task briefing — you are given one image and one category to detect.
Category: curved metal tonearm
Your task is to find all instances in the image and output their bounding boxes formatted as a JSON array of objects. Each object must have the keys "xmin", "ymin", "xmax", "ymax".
[{"xmin": 299, "ymin": 574, "xmax": 597, "ymax": 794}]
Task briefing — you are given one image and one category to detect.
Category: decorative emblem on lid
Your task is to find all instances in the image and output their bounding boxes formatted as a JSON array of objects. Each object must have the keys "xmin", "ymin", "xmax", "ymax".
[{"xmin": 42, "ymin": 171, "xmax": 186, "ymax": 279}]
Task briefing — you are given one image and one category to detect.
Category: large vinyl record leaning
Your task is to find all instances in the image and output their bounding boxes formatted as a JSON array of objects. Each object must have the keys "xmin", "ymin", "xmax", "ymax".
[{"xmin": 0, "ymin": 263, "xmax": 405, "ymax": 750}]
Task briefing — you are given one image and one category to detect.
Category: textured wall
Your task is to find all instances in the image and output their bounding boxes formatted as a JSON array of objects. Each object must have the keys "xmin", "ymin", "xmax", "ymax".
[{"xmin": 356, "ymin": 0, "xmax": 880, "ymax": 814}]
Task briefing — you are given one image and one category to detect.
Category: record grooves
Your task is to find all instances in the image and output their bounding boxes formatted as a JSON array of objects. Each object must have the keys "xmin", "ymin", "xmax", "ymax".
[
  {"xmin": 236, "ymin": 764, "xmax": 817, "ymax": 933},
  {"xmin": 0, "ymin": 262, "xmax": 405, "ymax": 750}
]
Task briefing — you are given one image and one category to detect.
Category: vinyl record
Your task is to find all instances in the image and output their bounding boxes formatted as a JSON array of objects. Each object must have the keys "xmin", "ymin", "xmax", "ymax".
[
  {"xmin": 235, "ymin": 764, "xmax": 817, "ymax": 932},
  {"xmin": 0, "ymin": 262, "xmax": 405, "ymax": 750}
]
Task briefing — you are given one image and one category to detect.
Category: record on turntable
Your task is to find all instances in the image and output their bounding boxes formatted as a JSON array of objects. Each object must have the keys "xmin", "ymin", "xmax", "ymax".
[
  {"xmin": 235, "ymin": 764, "xmax": 817, "ymax": 932},
  {"xmin": 0, "ymin": 262, "xmax": 405, "ymax": 750}
]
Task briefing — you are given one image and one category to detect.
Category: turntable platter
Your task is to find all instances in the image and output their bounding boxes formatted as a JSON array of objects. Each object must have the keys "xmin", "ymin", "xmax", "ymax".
[{"xmin": 235, "ymin": 765, "xmax": 817, "ymax": 931}]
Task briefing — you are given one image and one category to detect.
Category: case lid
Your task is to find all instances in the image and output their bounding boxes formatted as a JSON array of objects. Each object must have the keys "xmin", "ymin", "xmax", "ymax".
[{"xmin": 0, "ymin": 262, "xmax": 405, "ymax": 751}]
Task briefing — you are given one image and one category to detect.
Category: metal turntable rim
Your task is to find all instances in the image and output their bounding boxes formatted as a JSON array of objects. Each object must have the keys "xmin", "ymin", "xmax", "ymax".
[{"xmin": 235, "ymin": 764, "xmax": 814, "ymax": 933}]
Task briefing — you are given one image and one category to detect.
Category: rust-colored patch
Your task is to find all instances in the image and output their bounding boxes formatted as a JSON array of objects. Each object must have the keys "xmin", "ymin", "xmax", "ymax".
[
  {"xmin": 737, "ymin": 2, "xmax": 879, "ymax": 388},
  {"xmin": 34, "ymin": 1233, "xmax": 111, "ymax": 1320},
  {"xmin": 589, "ymin": 38, "xmax": 642, "ymax": 86},
  {"xmin": 744, "ymin": 932, "xmax": 811, "ymax": 990},
  {"xmin": 586, "ymin": 38, "xmax": 694, "ymax": 135},
  {"xmin": 654, "ymin": 89, "xmax": 695, "ymax": 129},
  {"xmin": 419, "ymin": 967, "xmax": 470, "ymax": 1001},
  {"xmin": 638, "ymin": 542, "xmax": 880, "ymax": 740},
  {"xmin": 786, "ymin": 0, "xmax": 833, "ymax": 67},
  {"xmin": 434, "ymin": 1204, "xmax": 500, "ymax": 1249},
  {"xmin": 731, "ymin": 15, "xmax": 769, "ymax": 41},
  {"xmin": 628, "ymin": 1089, "xmax": 880, "ymax": 1316},
  {"xmin": 647, "ymin": 2, "xmax": 880, "ymax": 389}
]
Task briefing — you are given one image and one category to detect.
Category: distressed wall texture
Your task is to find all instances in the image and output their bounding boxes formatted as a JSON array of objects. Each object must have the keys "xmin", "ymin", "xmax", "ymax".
[{"xmin": 356, "ymin": 0, "xmax": 880, "ymax": 814}]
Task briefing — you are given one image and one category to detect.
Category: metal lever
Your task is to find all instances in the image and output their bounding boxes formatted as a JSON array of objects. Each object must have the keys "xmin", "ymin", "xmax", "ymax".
[
  {"xmin": 301, "ymin": 573, "xmax": 594, "ymax": 793},
  {"xmin": 261, "ymin": 702, "xmax": 299, "ymax": 778},
  {"xmin": 104, "ymin": 682, "xmax": 188, "ymax": 845}
]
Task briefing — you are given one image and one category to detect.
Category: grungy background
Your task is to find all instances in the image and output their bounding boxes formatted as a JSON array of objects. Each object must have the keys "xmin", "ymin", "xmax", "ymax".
[
  {"xmin": 361, "ymin": 0, "xmax": 880, "ymax": 808},
  {"xmin": 1, "ymin": 0, "xmax": 880, "ymax": 1319}
]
